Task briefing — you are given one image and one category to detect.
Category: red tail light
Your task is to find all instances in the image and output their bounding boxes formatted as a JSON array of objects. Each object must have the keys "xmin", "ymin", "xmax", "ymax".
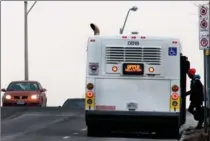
[
  {"xmin": 171, "ymin": 93, "xmax": 178, "ymax": 100},
  {"xmin": 172, "ymin": 85, "xmax": 179, "ymax": 92},
  {"xmin": 86, "ymin": 91, "xmax": 94, "ymax": 98}
]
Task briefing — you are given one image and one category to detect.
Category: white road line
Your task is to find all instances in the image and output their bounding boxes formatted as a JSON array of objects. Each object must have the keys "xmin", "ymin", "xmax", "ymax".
[
  {"xmin": 73, "ymin": 132, "xmax": 78, "ymax": 135},
  {"xmin": 81, "ymin": 128, "xmax": 87, "ymax": 131},
  {"xmin": 63, "ymin": 136, "xmax": 70, "ymax": 139}
]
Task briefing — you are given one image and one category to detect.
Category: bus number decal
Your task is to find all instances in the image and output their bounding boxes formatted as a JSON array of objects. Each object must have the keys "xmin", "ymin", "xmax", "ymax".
[{"xmin": 127, "ymin": 41, "xmax": 140, "ymax": 46}]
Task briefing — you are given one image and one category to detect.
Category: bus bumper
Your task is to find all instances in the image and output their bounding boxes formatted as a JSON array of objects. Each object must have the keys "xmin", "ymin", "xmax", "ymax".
[{"xmin": 85, "ymin": 110, "xmax": 180, "ymax": 132}]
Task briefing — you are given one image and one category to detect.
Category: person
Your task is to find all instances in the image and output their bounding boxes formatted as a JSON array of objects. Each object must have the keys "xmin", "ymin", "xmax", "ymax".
[{"xmin": 186, "ymin": 68, "xmax": 204, "ymax": 129}]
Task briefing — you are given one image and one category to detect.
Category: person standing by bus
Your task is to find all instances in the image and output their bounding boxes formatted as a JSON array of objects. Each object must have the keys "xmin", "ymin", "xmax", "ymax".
[{"xmin": 186, "ymin": 68, "xmax": 204, "ymax": 129}]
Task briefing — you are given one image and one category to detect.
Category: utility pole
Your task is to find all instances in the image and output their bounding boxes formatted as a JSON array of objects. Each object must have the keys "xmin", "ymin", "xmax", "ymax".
[
  {"xmin": 24, "ymin": 1, "xmax": 28, "ymax": 80},
  {"xmin": 198, "ymin": 3, "xmax": 209, "ymax": 135},
  {"xmin": 24, "ymin": 1, "xmax": 37, "ymax": 80},
  {"xmin": 0, "ymin": 0, "xmax": 1, "ymax": 136},
  {"xmin": 207, "ymin": 2, "xmax": 210, "ymax": 139}
]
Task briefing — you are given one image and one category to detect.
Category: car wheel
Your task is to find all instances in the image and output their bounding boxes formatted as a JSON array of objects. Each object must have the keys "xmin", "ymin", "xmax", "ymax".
[
  {"xmin": 2, "ymin": 103, "xmax": 8, "ymax": 107},
  {"xmin": 87, "ymin": 125, "xmax": 96, "ymax": 137}
]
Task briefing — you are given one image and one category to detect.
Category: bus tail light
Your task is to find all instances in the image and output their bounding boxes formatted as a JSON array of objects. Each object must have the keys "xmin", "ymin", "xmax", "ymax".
[
  {"xmin": 87, "ymin": 83, "xmax": 94, "ymax": 90},
  {"xmin": 85, "ymin": 90, "xmax": 95, "ymax": 110},
  {"xmin": 172, "ymin": 101, "xmax": 178, "ymax": 106},
  {"xmin": 86, "ymin": 91, "xmax": 94, "ymax": 98},
  {"xmin": 172, "ymin": 85, "xmax": 179, "ymax": 92},
  {"xmin": 87, "ymin": 99, "xmax": 93, "ymax": 104},
  {"xmin": 171, "ymin": 93, "xmax": 178, "ymax": 100}
]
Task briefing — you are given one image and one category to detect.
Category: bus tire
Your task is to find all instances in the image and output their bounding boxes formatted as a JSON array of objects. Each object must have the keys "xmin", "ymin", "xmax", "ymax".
[
  {"xmin": 87, "ymin": 125, "xmax": 97, "ymax": 137},
  {"xmin": 157, "ymin": 129, "xmax": 180, "ymax": 139},
  {"xmin": 87, "ymin": 125, "xmax": 109, "ymax": 137}
]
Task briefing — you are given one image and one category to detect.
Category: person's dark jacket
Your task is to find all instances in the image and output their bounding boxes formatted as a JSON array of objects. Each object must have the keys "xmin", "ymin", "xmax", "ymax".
[{"xmin": 187, "ymin": 75, "xmax": 204, "ymax": 104}]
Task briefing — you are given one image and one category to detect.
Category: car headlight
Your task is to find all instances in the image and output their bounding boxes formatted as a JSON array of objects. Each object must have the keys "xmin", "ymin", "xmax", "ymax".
[
  {"xmin": 31, "ymin": 94, "xmax": 39, "ymax": 99},
  {"xmin": 5, "ymin": 95, "xmax": 11, "ymax": 99}
]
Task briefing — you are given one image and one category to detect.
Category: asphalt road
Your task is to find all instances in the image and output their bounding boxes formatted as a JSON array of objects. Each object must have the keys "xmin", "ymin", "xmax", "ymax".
[{"xmin": 1, "ymin": 107, "xmax": 196, "ymax": 141}]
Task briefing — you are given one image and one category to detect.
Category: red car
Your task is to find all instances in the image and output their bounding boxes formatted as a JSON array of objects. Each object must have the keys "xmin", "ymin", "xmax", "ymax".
[{"xmin": 1, "ymin": 80, "xmax": 47, "ymax": 107}]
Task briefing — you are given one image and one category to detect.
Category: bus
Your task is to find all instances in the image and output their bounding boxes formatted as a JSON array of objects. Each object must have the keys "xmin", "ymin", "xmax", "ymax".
[{"xmin": 85, "ymin": 23, "xmax": 190, "ymax": 137}]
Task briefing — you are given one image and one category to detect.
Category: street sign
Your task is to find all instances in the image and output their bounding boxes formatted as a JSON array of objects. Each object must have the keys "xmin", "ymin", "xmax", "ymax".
[
  {"xmin": 199, "ymin": 5, "xmax": 209, "ymax": 50},
  {"xmin": 200, "ymin": 20, "xmax": 208, "ymax": 29},
  {"xmin": 200, "ymin": 37, "xmax": 209, "ymax": 48},
  {"xmin": 200, "ymin": 6, "xmax": 208, "ymax": 15}
]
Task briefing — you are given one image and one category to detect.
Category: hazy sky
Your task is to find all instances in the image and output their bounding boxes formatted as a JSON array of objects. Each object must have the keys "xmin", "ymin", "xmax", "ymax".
[{"xmin": 1, "ymin": 1, "xmax": 207, "ymax": 106}]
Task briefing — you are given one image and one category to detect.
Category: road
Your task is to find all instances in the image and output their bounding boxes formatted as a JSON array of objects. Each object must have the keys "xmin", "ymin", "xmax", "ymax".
[{"xmin": 1, "ymin": 107, "xmax": 196, "ymax": 141}]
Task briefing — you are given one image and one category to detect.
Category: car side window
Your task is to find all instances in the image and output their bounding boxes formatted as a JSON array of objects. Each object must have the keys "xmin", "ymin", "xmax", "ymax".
[{"xmin": 38, "ymin": 83, "xmax": 43, "ymax": 90}]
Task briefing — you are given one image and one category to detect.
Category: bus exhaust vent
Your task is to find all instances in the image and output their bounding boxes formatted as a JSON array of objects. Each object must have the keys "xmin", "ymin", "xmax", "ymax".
[{"xmin": 105, "ymin": 47, "xmax": 161, "ymax": 65}]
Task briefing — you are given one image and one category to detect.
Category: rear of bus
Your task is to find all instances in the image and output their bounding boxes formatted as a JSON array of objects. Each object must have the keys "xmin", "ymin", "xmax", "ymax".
[{"xmin": 85, "ymin": 35, "xmax": 181, "ymax": 134}]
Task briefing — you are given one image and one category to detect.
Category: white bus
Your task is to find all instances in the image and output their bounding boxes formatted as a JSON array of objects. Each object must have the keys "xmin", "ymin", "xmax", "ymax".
[{"xmin": 85, "ymin": 23, "xmax": 190, "ymax": 137}]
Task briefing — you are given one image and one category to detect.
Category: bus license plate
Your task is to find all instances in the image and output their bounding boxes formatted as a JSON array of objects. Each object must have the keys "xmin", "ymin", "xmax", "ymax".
[
  {"xmin": 17, "ymin": 100, "xmax": 24, "ymax": 105},
  {"xmin": 127, "ymin": 102, "xmax": 138, "ymax": 110}
]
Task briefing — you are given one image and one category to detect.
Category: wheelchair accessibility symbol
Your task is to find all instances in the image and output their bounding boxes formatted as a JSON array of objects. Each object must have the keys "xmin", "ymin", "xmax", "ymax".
[{"xmin": 168, "ymin": 47, "xmax": 177, "ymax": 56}]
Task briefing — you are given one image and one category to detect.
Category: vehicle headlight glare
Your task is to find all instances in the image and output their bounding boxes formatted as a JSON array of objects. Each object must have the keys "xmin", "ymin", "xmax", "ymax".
[
  {"xmin": 31, "ymin": 94, "xmax": 38, "ymax": 99},
  {"xmin": 5, "ymin": 95, "xmax": 11, "ymax": 99}
]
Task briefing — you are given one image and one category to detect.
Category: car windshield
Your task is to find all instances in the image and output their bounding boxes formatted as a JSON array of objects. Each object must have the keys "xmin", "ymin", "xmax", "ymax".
[
  {"xmin": 62, "ymin": 98, "xmax": 84, "ymax": 108},
  {"xmin": 7, "ymin": 82, "xmax": 39, "ymax": 91}
]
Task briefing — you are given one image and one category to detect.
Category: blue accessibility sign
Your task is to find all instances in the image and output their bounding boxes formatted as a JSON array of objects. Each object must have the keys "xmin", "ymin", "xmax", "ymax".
[{"xmin": 168, "ymin": 47, "xmax": 177, "ymax": 56}]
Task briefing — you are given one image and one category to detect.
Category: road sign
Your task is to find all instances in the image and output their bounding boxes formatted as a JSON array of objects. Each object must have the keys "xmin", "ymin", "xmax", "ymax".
[
  {"xmin": 201, "ymin": 20, "xmax": 208, "ymax": 29},
  {"xmin": 201, "ymin": 38, "xmax": 208, "ymax": 47},
  {"xmin": 168, "ymin": 47, "xmax": 177, "ymax": 56},
  {"xmin": 199, "ymin": 5, "xmax": 209, "ymax": 50},
  {"xmin": 200, "ymin": 6, "xmax": 208, "ymax": 15},
  {"xmin": 200, "ymin": 37, "xmax": 209, "ymax": 49}
]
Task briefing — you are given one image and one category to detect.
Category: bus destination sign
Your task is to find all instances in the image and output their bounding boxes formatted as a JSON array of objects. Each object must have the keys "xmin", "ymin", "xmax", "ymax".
[{"xmin": 122, "ymin": 63, "xmax": 144, "ymax": 75}]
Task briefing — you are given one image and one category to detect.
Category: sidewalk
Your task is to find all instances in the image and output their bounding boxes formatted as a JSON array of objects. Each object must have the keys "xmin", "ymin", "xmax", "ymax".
[
  {"xmin": 180, "ymin": 128, "xmax": 208, "ymax": 141},
  {"xmin": 179, "ymin": 112, "xmax": 208, "ymax": 141}
]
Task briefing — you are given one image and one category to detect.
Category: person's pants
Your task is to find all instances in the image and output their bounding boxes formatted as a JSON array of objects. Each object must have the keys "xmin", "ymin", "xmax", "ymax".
[
  {"xmin": 188, "ymin": 101, "xmax": 204, "ymax": 127},
  {"xmin": 188, "ymin": 101, "xmax": 203, "ymax": 120}
]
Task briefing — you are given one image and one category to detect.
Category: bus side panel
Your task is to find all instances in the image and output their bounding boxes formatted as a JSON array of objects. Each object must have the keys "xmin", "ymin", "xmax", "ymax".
[
  {"xmin": 95, "ymin": 78, "xmax": 171, "ymax": 112},
  {"xmin": 162, "ymin": 41, "xmax": 180, "ymax": 79},
  {"xmin": 86, "ymin": 38, "xmax": 102, "ymax": 76}
]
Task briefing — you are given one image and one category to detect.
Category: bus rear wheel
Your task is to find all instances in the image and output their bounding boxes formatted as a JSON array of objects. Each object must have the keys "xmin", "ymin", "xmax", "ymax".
[
  {"xmin": 156, "ymin": 129, "xmax": 180, "ymax": 139},
  {"xmin": 87, "ymin": 125, "xmax": 110, "ymax": 137}
]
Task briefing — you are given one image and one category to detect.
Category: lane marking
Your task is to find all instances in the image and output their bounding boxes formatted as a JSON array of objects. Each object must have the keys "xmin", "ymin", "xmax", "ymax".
[
  {"xmin": 73, "ymin": 132, "xmax": 78, "ymax": 135},
  {"xmin": 81, "ymin": 128, "xmax": 87, "ymax": 131},
  {"xmin": 63, "ymin": 136, "xmax": 70, "ymax": 139}
]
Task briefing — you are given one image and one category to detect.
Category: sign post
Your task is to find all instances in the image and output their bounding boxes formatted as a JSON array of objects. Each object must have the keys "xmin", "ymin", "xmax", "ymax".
[{"xmin": 198, "ymin": 4, "xmax": 209, "ymax": 135}]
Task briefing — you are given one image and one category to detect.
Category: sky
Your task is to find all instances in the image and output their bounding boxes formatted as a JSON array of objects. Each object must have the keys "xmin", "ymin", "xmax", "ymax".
[{"xmin": 1, "ymin": 1, "xmax": 208, "ymax": 106}]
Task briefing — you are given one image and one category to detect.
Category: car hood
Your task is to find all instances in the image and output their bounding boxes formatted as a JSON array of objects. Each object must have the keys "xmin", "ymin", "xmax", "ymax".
[{"xmin": 5, "ymin": 91, "xmax": 39, "ymax": 96}]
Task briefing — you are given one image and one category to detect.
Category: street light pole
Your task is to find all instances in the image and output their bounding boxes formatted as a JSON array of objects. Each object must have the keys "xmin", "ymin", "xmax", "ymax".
[
  {"xmin": 120, "ymin": 6, "xmax": 138, "ymax": 34},
  {"xmin": 0, "ymin": 0, "xmax": 1, "ymax": 135},
  {"xmin": 24, "ymin": 1, "xmax": 37, "ymax": 80},
  {"xmin": 24, "ymin": 1, "xmax": 28, "ymax": 80}
]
